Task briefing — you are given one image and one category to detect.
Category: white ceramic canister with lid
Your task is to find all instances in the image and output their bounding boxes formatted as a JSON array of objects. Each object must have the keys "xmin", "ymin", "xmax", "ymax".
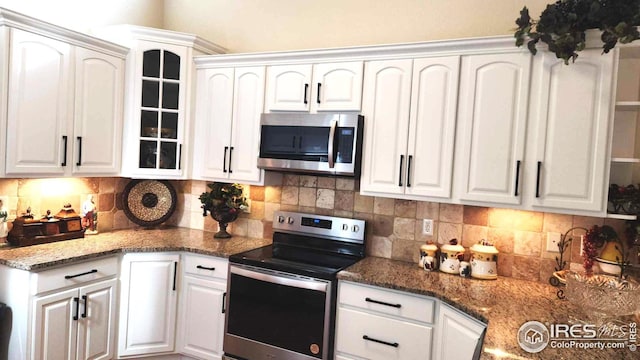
[
  {"xmin": 470, "ymin": 243, "xmax": 499, "ymax": 279},
  {"xmin": 419, "ymin": 243, "xmax": 438, "ymax": 271},
  {"xmin": 439, "ymin": 242, "xmax": 465, "ymax": 274}
]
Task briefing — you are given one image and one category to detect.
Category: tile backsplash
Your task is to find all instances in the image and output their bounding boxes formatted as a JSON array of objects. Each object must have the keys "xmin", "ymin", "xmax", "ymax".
[{"xmin": 1, "ymin": 175, "xmax": 637, "ymax": 284}]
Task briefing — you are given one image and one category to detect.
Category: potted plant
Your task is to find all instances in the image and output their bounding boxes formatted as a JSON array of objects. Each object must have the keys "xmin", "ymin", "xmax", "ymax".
[
  {"xmin": 515, "ymin": 0, "xmax": 640, "ymax": 64},
  {"xmin": 200, "ymin": 182, "xmax": 248, "ymax": 238}
]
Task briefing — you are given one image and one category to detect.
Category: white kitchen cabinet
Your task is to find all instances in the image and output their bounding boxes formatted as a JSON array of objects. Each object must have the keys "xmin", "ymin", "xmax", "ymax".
[
  {"xmin": 118, "ymin": 252, "xmax": 180, "ymax": 357},
  {"xmin": 360, "ymin": 56, "xmax": 459, "ymax": 199},
  {"xmin": 32, "ymin": 287, "xmax": 78, "ymax": 360},
  {"xmin": 177, "ymin": 254, "xmax": 228, "ymax": 360},
  {"xmin": 192, "ymin": 66, "xmax": 265, "ymax": 183},
  {"xmin": 3, "ymin": 28, "xmax": 126, "ymax": 177},
  {"xmin": 455, "ymin": 52, "xmax": 531, "ymax": 205},
  {"xmin": 265, "ymin": 61, "xmax": 363, "ymax": 112},
  {"xmin": 528, "ymin": 49, "xmax": 615, "ymax": 212},
  {"xmin": 433, "ymin": 303, "xmax": 486, "ymax": 360}
]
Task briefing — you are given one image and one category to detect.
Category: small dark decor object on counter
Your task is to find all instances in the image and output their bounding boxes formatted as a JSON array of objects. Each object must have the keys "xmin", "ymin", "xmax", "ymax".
[
  {"xmin": 200, "ymin": 182, "xmax": 248, "ymax": 239},
  {"xmin": 514, "ymin": 0, "xmax": 640, "ymax": 64},
  {"xmin": 8, "ymin": 204, "xmax": 84, "ymax": 247}
]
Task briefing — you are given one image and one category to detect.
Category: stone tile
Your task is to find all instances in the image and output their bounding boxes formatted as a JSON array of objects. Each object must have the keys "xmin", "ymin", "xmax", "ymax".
[
  {"xmin": 415, "ymin": 220, "xmax": 437, "ymax": 243},
  {"xmin": 279, "ymin": 204, "xmax": 299, "ymax": 212},
  {"xmin": 314, "ymin": 208, "xmax": 334, "ymax": 216},
  {"xmin": 439, "ymin": 204, "xmax": 463, "ymax": 223},
  {"xmin": 487, "ymin": 228, "xmax": 514, "ymax": 254},
  {"xmin": 391, "ymin": 239, "xmax": 419, "ymax": 263},
  {"xmin": 98, "ymin": 193, "xmax": 114, "ymax": 212},
  {"xmin": 354, "ymin": 193, "xmax": 374, "ymax": 213},
  {"xmin": 299, "ymin": 176, "xmax": 317, "ymax": 188},
  {"xmin": 265, "ymin": 186, "xmax": 282, "ymax": 203},
  {"xmin": 250, "ymin": 186, "xmax": 265, "ymax": 201},
  {"xmin": 488, "ymin": 208, "xmax": 543, "ymax": 232},
  {"xmin": 333, "ymin": 210, "xmax": 353, "ymax": 218},
  {"xmin": 298, "ymin": 187, "xmax": 317, "ymax": 207},
  {"xmin": 0, "ymin": 179, "xmax": 19, "ymax": 197},
  {"xmin": 395, "ymin": 200, "xmax": 416, "ymax": 218},
  {"xmin": 416, "ymin": 201, "xmax": 439, "ymax": 220},
  {"xmin": 394, "ymin": 218, "xmax": 415, "ymax": 240},
  {"xmin": 336, "ymin": 178, "xmax": 355, "ymax": 191},
  {"xmin": 542, "ymin": 213, "xmax": 573, "ymax": 233},
  {"xmin": 366, "ymin": 235, "xmax": 392, "ymax": 258},
  {"xmin": 281, "ymin": 186, "xmax": 299, "ymax": 205},
  {"xmin": 372, "ymin": 215, "xmax": 394, "ymax": 237},
  {"xmin": 373, "ymin": 197, "xmax": 395, "ymax": 215},
  {"xmin": 512, "ymin": 256, "xmax": 541, "ymax": 282},
  {"xmin": 248, "ymin": 219, "xmax": 264, "ymax": 238},
  {"xmin": 463, "ymin": 206, "xmax": 488, "ymax": 226},
  {"xmin": 99, "ymin": 178, "xmax": 116, "ymax": 194},
  {"xmin": 283, "ymin": 174, "xmax": 300, "ymax": 186},
  {"xmin": 317, "ymin": 177, "xmax": 336, "ymax": 189},
  {"xmin": 263, "ymin": 221, "xmax": 274, "ymax": 239},
  {"xmin": 437, "ymin": 222, "xmax": 462, "ymax": 245},
  {"xmin": 113, "ymin": 211, "xmax": 132, "ymax": 230},
  {"xmin": 572, "ymin": 216, "xmax": 603, "ymax": 232},
  {"xmin": 249, "ymin": 201, "xmax": 264, "ymax": 220},
  {"xmin": 203, "ymin": 215, "xmax": 218, "ymax": 232},
  {"xmin": 540, "ymin": 258, "xmax": 558, "ymax": 283},
  {"xmin": 230, "ymin": 218, "xmax": 249, "ymax": 237},
  {"xmin": 514, "ymin": 231, "xmax": 542, "ymax": 256},
  {"xmin": 497, "ymin": 254, "xmax": 514, "ymax": 277},
  {"xmin": 316, "ymin": 189, "xmax": 335, "ymax": 209},
  {"xmin": 461, "ymin": 224, "xmax": 488, "ymax": 248},
  {"xmin": 334, "ymin": 190, "xmax": 354, "ymax": 211},
  {"xmin": 97, "ymin": 211, "xmax": 114, "ymax": 232},
  {"xmin": 190, "ymin": 212, "xmax": 205, "ymax": 230},
  {"xmin": 299, "ymin": 206, "xmax": 316, "ymax": 213},
  {"xmin": 191, "ymin": 181, "xmax": 207, "ymax": 195}
]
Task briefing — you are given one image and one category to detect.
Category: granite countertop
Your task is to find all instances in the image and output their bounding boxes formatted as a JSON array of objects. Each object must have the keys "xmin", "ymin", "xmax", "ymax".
[
  {"xmin": 0, "ymin": 227, "xmax": 272, "ymax": 271},
  {"xmin": 338, "ymin": 257, "xmax": 639, "ymax": 360}
]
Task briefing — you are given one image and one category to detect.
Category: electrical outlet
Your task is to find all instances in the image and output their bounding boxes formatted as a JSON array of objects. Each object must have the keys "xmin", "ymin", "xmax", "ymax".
[
  {"xmin": 242, "ymin": 199, "xmax": 251, "ymax": 213},
  {"xmin": 546, "ymin": 232, "xmax": 561, "ymax": 252},
  {"xmin": 422, "ymin": 219, "xmax": 433, "ymax": 236}
]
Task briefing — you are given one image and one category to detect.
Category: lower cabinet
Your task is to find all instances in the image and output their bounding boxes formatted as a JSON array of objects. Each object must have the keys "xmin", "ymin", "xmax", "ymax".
[{"xmin": 336, "ymin": 281, "xmax": 487, "ymax": 360}]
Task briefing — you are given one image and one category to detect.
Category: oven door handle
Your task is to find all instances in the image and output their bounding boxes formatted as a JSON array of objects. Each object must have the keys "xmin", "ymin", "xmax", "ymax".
[{"xmin": 230, "ymin": 265, "xmax": 328, "ymax": 292}]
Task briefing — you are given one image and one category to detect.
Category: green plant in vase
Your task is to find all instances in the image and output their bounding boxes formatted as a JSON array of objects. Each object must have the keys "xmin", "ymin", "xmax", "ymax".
[{"xmin": 200, "ymin": 182, "xmax": 248, "ymax": 238}]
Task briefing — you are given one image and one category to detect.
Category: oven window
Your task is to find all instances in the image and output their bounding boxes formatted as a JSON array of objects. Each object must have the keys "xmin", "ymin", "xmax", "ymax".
[{"xmin": 227, "ymin": 272, "xmax": 328, "ymax": 358}]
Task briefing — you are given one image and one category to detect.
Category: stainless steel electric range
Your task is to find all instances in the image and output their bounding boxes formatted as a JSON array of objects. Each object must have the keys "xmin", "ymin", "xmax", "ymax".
[{"xmin": 224, "ymin": 211, "xmax": 366, "ymax": 360}]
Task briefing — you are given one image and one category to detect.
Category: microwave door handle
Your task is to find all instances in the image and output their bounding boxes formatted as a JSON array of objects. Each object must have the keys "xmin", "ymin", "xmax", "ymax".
[
  {"xmin": 230, "ymin": 266, "xmax": 328, "ymax": 292},
  {"xmin": 328, "ymin": 119, "xmax": 338, "ymax": 168}
]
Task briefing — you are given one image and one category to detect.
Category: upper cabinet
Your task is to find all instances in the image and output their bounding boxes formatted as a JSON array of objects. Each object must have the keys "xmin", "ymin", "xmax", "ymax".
[
  {"xmin": 94, "ymin": 25, "xmax": 225, "ymax": 179},
  {"xmin": 0, "ymin": 9, "xmax": 128, "ymax": 177},
  {"xmin": 360, "ymin": 56, "xmax": 460, "ymax": 199},
  {"xmin": 265, "ymin": 61, "xmax": 363, "ymax": 113}
]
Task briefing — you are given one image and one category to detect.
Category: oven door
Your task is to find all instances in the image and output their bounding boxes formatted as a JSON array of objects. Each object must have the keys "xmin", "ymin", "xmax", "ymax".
[{"xmin": 224, "ymin": 264, "xmax": 332, "ymax": 360}]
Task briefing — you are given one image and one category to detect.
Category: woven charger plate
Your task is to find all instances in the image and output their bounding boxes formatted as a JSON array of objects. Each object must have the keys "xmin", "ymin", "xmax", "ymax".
[{"xmin": 122, "ymin": 179, "xmax": 177, "ymax": 227}]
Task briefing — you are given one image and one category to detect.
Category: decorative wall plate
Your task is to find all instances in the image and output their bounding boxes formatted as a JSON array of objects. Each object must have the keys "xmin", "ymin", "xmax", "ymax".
[{"xmin": 122, "ymin": 179, "xmax": 177, "ymax": 227}]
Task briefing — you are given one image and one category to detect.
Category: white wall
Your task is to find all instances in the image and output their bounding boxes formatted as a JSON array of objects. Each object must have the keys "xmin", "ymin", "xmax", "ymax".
[
  {"xmin": 162, "ymin": 0, "xmax": 551, "ymax": 53},
  {"xmin": 0, "ymin": 0, "xmax": 163, "ymax": 33}
]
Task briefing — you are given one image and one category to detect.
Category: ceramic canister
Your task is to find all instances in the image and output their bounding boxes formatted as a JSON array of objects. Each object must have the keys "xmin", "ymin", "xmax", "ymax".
[
  {"xmin": 419, "ymin": 243, "xmax": 438, "ymax": 271},
  {"xmin": 470, "ymin": 243, "xmax": 499, "ymax": 280},
  {"xmin": 439, "ymin": 243, "xmax": 465, "ymax": 274}
]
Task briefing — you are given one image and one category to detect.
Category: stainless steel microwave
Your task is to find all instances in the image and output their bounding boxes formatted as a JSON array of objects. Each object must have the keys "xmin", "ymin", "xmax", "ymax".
[{"xmin": 257, "ymin": 113, "xmax": 364, "ymax": 177}]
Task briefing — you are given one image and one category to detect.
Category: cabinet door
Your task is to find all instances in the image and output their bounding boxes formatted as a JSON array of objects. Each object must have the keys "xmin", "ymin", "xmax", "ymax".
[
  {"xmin": 406, "ymin": 56, "xmax": 460, "ymax": 198},
  {"xmin": 6, "ymin": 29, "xmax": 72, "ymax": 175},
  {"xmin": 228, "ymin": 66, "xmax": 265, "ymax": 183},
  {"xmin": 73, "ymin": 47, "xmax": 124, "ymax": 175},
  {"xmin": 193, "ymin": 67, "xmax": 235, "ymax": 179},
  {"xmin": 530, "ymin": 50, "xmax": 614, "ymax": 211},
  {"xmin": 265, "ymin": 64, "xmax": 312, "ymax": 111},
  {"xmin": 31, "ymin": 288, "xmax": 78, "ymax": 360},
  {"xmin": 360, "ymin": 59, "xmax": 413, "ymax": 195},
  {"xmin": 434, "ymin": 304, "xmax": 486, "ymax": 360},
  {"xmin": 178, "ymin": 275, "xmax": 226, "ymax": 360},
  {"xmin": 456, "ymin": 52, "xmax": 531, "ymax": 205},
  {"xmin": 76, "ymin": 279, "xmax": 117, "ymax": 360},
  {"xmin": 118, "ymin": 253, "xmax": 179, "ymax": 357},
  {"xmin": 311, "ymin": 61, "xmax": 363, "ymax": 112}
]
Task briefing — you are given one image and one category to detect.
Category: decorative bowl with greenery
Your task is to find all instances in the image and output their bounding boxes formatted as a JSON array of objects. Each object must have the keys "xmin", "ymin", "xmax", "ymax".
[
  {"xmin": 199, "ymin": 182, "xmax": 248, "ymax": 238},
  {"xmin": 515, "ymin": 0, "xmax": 640, "ymax": 64}
]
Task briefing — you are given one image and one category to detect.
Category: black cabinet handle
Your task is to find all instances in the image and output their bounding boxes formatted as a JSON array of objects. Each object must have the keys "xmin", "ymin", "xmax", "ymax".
[
  {"xmin": 514, "ymin": 160, "xmax": 521, "ymax": 196},
  {"xmin": 223, "ymin": 146, "xmax": 228, "ymax": 173},
  {"xmin": 73, "ymin": 297, "xmax": 79, "ymax": 321},
  {"xmin": 365, "ymin": 297, "xmax": 402, "ymax": 308},
  {"xmin": 76, "ymin": 136, "xmax": 82, "ymax": 166},
  {"xmin": 178, "ymin": 144, "xmax": 182, "ymax": 170},
  {"xmin": 61, "ymin": 135, "xmax": 68, "ymax": 166},
  {"xmin": 303, "ymin": 83, "xmax": 309, "ymax": 104},
  {"xmin": 228, "ymin": 147, "xmax": 234, "ymax": 173},
  {"xmin": 406, "ymin": 155, "xmax": 413, "ymax": 188},
  {"xmin": 535, "ymin": 161, "xmax": 542, "ymax": 198},
  {"xmin": 362, "ymin": 335, "xmax": 398, "ymax": 348},
  {"xmin": 398, "ymin": 155, "xmax": 404, "ymax": 187},
  {"xmin": 317, "ymin": 83, "xmax": 322, "ymax": 104},
  {"xmin": 81, "ymin": 295, "xmax": 88, "ymax": 318},
  {"xmin": 196, "ymin": 265, "xmax": 216, "ymax": 271},
  {"xmin": 65, "ymin": 269, "xmax": 97, "ymax": 279},
  {"xmin": 173, "ymin": 262, "xmax": 178, "ymax": 291},
  {"xmin": 222, "ymin": 292, "xmax": 227, "ymax": 314}
]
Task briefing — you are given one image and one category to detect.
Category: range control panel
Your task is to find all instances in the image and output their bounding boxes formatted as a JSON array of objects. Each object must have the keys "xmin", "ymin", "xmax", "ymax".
[{"xmin": 273, "ymin": 211, "xmax": 365, "ymax": 243}]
